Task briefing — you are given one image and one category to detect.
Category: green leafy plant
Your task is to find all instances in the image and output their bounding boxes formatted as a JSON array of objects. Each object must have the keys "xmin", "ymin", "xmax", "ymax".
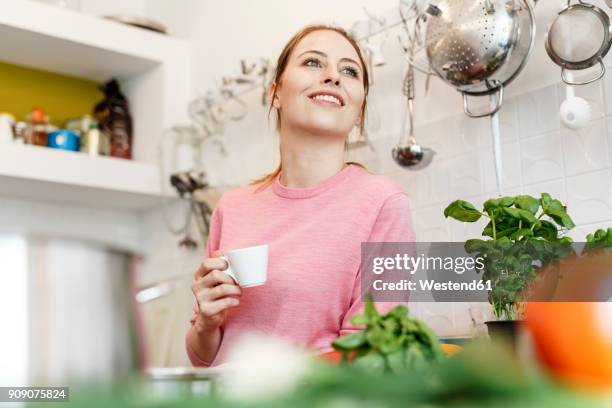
[
  {"xmin": 331, "ymin": 297, "xmax": 443, "ymax": 375},
  {"xmin": 584, "ymin": 227, "xmax": 612, "ymax": 254},
  {"xmin": 443, "ymin": 193, "xmax": 575, "ymax": 320}
]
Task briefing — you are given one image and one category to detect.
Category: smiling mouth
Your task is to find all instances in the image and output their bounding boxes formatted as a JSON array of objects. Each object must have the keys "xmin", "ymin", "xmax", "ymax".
[{"xmin": 308, "ymin": 93, "xmax": 344, "ymax": 107}]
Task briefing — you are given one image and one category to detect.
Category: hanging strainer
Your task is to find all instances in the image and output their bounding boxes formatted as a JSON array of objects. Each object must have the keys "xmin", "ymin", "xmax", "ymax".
[
  {"xmin": 545, "ymin": 0, "xmax": 612, "ymax": 85},
  {"xmin": 424, "ymin": 0, "xmax": 536, "ymax": 118}
]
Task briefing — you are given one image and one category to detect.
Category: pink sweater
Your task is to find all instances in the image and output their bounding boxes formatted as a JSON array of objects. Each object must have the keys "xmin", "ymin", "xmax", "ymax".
[{"xmin": 185, "ymin": 164, "xmax": 416, "ymax": 366}]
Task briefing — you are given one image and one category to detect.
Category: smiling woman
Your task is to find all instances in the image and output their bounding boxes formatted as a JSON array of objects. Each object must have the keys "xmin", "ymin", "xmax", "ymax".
[{"xmin": 186, "ymin": 25, "xmax": 416, "ymax": 367}]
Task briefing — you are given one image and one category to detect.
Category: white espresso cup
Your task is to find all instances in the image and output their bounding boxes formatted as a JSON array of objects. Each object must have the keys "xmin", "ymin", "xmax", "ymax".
[{"xmin": 220, "ymin": 244, "xmax": 268, "ymax": 288}]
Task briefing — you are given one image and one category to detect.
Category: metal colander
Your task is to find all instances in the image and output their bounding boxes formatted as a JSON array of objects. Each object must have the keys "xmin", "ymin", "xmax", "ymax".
[
  {"xmin": 545, "ymin": 1, "xmax": 611, "ymax": 85},
  {"xmin": 424, "ymin": 0, "xmax": 536, "ymax": 117}
]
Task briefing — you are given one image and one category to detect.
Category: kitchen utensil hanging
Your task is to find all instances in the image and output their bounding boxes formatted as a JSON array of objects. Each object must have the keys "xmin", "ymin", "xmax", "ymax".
[
  {"xmin": 392, "ymin": 58, "xmax": 435, "ymax": 170},
  {"xmin": 410, "ymin": 0, "xmax": 537, "ymax": 194},
  {"xmin": 545, "ymin": 0, "xmax": 612, "ymax": 86},
  {"xmin": 560, "ymin": 72, "xmax": 592, "ymax": 129},
  {"xmin": 424, "ymin": 0, "xmax": 537, "ymax": 118}
]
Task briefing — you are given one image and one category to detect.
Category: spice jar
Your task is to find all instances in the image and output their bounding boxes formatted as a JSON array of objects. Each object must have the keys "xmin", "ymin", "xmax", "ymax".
[{"xmin": 25, "ymin": 107, "xmax": 51, "ymax": 146}]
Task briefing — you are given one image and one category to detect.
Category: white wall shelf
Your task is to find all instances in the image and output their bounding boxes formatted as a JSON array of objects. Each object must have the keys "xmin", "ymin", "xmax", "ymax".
[
  {"xmin": 0, "ymin": 144, "xmax": 169, "ymax": 210},
  {"xmin": 0, "ymin": 0, "xmax": 185, "ymax": 81}
]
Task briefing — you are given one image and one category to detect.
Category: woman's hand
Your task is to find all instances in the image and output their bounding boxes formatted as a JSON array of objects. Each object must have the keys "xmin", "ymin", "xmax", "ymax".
[{"xmin": 191, "ymin": 250, "xmax": 242, "ymax": 334}]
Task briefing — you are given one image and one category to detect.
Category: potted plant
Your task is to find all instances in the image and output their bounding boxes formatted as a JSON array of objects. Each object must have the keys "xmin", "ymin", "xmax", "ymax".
[{"xmin": 443, "ymin": 193, "xmax": 576, "ymax": 340}]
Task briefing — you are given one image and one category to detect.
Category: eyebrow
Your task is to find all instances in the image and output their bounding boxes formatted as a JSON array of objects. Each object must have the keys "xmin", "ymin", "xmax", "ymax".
[{"xmin": 297, "ymin": 50, "xmax": 361, "ymax": 71}]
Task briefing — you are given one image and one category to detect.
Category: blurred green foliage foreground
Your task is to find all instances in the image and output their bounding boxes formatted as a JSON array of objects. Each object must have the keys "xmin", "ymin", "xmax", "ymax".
[{"xmin": 29, "ymin": 341, "xmax": 606, "ymax": 408}]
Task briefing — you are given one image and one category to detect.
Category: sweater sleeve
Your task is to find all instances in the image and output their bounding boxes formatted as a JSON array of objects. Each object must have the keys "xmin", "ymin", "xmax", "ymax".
[
  {"xmin": 185, "ymin": 203, "xmax": 223, "ymax": 367},
  {"xmin": 339, "ymin": 192, "xmax": 416, "ymax": 336}
]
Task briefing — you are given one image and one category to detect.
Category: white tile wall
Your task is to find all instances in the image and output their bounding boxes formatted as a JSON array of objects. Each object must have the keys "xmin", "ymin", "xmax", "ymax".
[
  {"xmin": 561, "ymin": 119, "xmax": 610, "ymax": 176},
  {"xmin": 523, "ymin": 179, "xmax": 567, "ymax": 203},
  {"xmin": 566, "ymin": 170, "xmax": 612, "ymax": 225},
  {"xmin": 517, "ymin": 85, "xmax": 561, "ymax": 138},
  {"xmin": 520, "ymin": 131, "xmax": 565, "ymax": 185}
]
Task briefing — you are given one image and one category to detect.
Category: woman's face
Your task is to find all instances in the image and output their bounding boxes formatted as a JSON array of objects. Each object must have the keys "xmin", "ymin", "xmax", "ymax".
[{"xmin": 273, "ymin": 30, "xmax": 366, "ymax": 137}]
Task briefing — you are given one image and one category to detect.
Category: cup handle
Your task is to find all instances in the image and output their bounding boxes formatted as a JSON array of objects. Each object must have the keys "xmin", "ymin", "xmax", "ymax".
[{"xmin": 219, "ymin": 256, "xmax": 239, "ymax": 285}]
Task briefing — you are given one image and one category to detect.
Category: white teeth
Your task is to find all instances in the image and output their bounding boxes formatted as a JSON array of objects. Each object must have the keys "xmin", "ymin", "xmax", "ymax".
[{"xmin": 312, "ymin": 94, "xmax": 342, "ymax": 106}]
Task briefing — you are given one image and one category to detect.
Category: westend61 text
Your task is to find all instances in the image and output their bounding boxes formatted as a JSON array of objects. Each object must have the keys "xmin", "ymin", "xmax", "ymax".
[{"xmin": 372, "ymin": 279, "xmax": 493, "ymax": 292}]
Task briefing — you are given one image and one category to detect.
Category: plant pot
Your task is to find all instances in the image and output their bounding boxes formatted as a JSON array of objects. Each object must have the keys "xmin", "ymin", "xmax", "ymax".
[
  {"xmin": 526, "ymin": 261, "xmax": 562, "ymax": 301},
  {"xmin": 485, "ymin": 320, "xmax": 523, "ymax": 346}
]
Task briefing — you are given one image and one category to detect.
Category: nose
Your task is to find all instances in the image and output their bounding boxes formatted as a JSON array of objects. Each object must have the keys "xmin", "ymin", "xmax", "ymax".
[
  {"xmin": 323, "ymin": 67, "xmax": 341, "ymax": 86},
  {"xmin": 324, "ymin": 77, "xmax": 340, "ymax": 86}
]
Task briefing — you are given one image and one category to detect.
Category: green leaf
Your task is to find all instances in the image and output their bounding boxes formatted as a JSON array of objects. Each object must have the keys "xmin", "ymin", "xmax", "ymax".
[
  {"xmin": 353, "ymin": 351, "xmax": 386, "ymax": 376},
  {"xmin": 546, "ymin": 209, "xmax": 576, "ymax": 229},
  {"xmin": 414, "ymin": 320, "xmax": 441, "ymax": 350},
  {"xmin": 404, "ymin": 344, "xmax": 427, "ymax": 371},
  {"xmin": 509, "ymin": 228, "xmax": 534, "ymax": 241},
  {"xmin": 543, "ymin": 196, "xmax": 566, "ymax": 213},
  {"xmin": 533, "ymin": 220, "xmax": 558, "ymax": 241},
  {"xmin": 501, "ymin": 207, "xmax": 537, "ymax": 224},
  {"xmin": 595, "ymin": 229, "xmax": 607, "ymax": 241},
  {"xmin": 364, "ymin": 296, "xmax": 379, "ymax": 322},
  {"xmin": 540, "ymin": 194, "xmax": 574, "ymax": 228},
  {"xmin": 483, "ymin": 196, "xmax": 515, "ymax": 212},
  {"xmin": 514, "ymin": 195, "xmax": 540, "ymax": 215},
  {"xmin": 584, "ymin": 227, "xmax": 612, "ymax": 253},
  {"xmin": 387, "ymin": 305, "xmax": 409, "ymax": 320},
  {"xmin": 540, "ymin": 193, "xmax": 552, "ymax": 210},
  {"xmin": 465, "ymin": 239, "xmax": 492, "ymax": 254},
  {"xmin": 496, "ymin": 227, "xmax": 519, "ymax": 239},
  {"xmin": 351, "ymin": 314, "xmax": 369, "ymax": 326},
  {"xmin": 366, "ymin": 325, "xmax": 390, "ymax": 349},
  {"xmin": 385, "ymin": 349, "xmax": 406, "ymax": 374},
  {"xmin": 379, "ymin": 335, "xmax": 403, "ymax": 354},
  {"xmin": 381, "ymin": 317, "xmax": 400, "ymax": 335},
  {"xmin": 444, "ymin": 200, "xmax": 482, "ymax": 223},
  {"xmin": 400, "ymin": 316, "xmax": 419, "ymax": 333},
  {"xmin": 332, "ymin": 330, "xmax": 366, "ymax": 351}
]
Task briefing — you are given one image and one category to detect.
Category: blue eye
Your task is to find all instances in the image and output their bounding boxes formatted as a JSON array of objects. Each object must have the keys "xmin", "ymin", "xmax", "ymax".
[
  {"xmin": 303, "ymin": 57, "xmax": 360, "ymax": 79},
  {"xmin": 304, "ymin": 58, "xmax": 322, "ymax": 67},
  {"xmin": 342, "ymin": 67, "xmax": 359, "ymax": 78}
]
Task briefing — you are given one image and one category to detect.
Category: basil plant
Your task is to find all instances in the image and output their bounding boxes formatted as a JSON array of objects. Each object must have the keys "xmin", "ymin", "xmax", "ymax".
[{"xmin": 443, "ymin": 194, "xmax": 575, "ymax": 320}]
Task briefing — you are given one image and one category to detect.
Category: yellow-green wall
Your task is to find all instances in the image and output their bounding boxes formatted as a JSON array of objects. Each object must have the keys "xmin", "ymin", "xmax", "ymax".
[{"xmin": 0, "ymin": 61, "xmax": 102, "ymax": 126}]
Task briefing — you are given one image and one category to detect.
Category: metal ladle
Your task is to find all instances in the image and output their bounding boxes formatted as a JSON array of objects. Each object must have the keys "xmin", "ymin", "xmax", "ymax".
[{"xmin": 392, "ymin": 63, "xmax": 435, "ymax": 169}]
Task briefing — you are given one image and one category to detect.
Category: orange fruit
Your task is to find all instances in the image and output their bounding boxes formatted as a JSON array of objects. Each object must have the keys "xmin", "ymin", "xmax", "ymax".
[{"xmin": 525, "ymin": 302, "xmax": 612, "ymax": 390}]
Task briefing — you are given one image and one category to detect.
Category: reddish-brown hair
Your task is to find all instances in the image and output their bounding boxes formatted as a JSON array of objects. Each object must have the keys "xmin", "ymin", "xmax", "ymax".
[{"xmin": 251, "ymin": 24, "xmax": 369, "ymax": 187}]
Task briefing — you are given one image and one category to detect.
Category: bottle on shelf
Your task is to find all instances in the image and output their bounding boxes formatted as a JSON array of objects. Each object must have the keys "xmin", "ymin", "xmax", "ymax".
[
  {"xmin": 25, "ymin": 107, "xmax": 53, "ymax": 147},
  {"xmin": 13, "ymin": 121, "xmax": 27, "ymax": 145},
  {"xmin": 67, "ymin": 115, "xmax": 110, "ymax": 156},
  {"xmin": 94, "ymin": 79, "xmax": 133, "ymax": 160}
]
